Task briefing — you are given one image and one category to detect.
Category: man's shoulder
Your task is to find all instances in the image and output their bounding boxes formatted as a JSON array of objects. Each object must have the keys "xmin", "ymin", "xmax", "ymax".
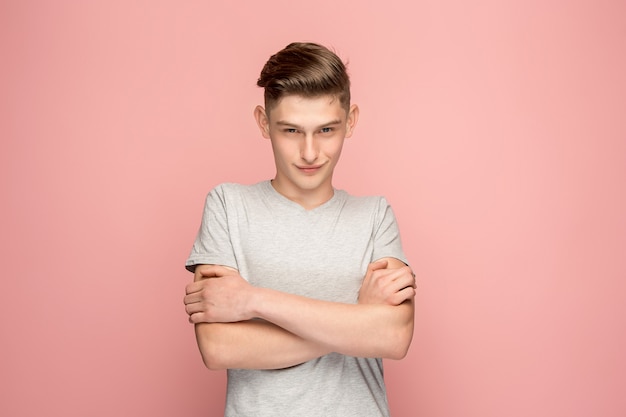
[
  {"xmin": 340, "ymin": 190, "xmax": 390, "ymax": 209},
  {"xmin": 208, "ymin": 181, "xmax": 268, "ymax": 199}
]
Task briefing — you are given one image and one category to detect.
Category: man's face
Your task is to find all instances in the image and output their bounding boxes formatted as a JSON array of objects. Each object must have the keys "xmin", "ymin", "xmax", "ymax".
[{"xmin": 255, "ymin": 94, "xmax": 358, "ymax": 208}]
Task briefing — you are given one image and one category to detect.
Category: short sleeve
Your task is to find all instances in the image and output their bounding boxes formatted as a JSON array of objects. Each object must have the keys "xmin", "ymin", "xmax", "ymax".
[
  {"xmin": 185, "ymin": 185, "xmax": 238, "ymax": 272},
  {"xmin": 371, "ymin": 197, "xmax": 409, "ymax": 266}
]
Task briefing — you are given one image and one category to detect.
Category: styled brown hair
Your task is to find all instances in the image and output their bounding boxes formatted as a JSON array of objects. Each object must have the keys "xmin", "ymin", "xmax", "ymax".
[{"xmin": 257, "ymin": 42, "xmax": 351, "ymax": 111}]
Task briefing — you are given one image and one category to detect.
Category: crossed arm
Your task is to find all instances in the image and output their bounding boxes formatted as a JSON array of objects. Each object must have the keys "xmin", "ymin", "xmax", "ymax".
[{"xmin": 183, "ymin": 258, "xmax": 415, "ymax": 370}]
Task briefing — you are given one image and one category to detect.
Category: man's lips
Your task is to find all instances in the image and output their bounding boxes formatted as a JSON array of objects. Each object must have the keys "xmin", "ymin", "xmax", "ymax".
[{"xmin": 296, "ymin": 164, "xmax": 324, "ymax": 173}]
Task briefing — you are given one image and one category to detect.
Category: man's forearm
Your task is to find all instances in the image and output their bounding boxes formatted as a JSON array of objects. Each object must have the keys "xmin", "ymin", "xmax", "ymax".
[
  {"xmin": 190, "ymin": 266, "xmax": 329, "ymax": 370},
  {"xmin": 249, "ymin": 289, "xmax": 414, "ymax": 360},
  {"xmin": 186, "ymin": 260, "xmax": 415, "ymax": 367},
  {"xmin": 195, "ymin": 319, "xmax": 331, "ymax": 370}
]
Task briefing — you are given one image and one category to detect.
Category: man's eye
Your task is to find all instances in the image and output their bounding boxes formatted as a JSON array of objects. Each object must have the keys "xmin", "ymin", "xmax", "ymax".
[
  {"xmin": 285, "ymin": 128, "xmax": 298, "ymax": 133},
  {"xmin": 320, "ymin": 127, "xmax": 332, "ymax": 133}
]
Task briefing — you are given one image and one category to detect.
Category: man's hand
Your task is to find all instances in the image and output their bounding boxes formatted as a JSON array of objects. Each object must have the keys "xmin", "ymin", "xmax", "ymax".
[
  {"xmin": 184, "ymin": 265, "xmax": 255, "ymax": 324},
  {"xmin": 358, "ymin": 259, "xmax": 416, "ymax": 306}
]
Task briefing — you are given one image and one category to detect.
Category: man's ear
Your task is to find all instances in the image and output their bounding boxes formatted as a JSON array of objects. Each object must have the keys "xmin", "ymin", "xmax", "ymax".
[
  {"xmin": 254, "ymin": 105, "xmax": 271, "ymax": 139},
  {"xmin": 345, "ymin": 104, "xmax": 359, "ymax": 138}
]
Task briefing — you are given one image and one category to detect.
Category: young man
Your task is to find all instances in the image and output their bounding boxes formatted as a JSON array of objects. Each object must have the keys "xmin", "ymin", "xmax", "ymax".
[{"xmin": 183, "ymin": 42, "xmax": 415, "ymax": 417}]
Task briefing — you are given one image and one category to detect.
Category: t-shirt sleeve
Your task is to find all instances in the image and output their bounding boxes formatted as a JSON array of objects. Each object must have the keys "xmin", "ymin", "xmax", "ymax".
[
  {"xmin": 185, "ymin": 185, "xmax": 238, "ymax": 272},
  {"xmin": 371, "ymin": 197, "xmax": 409, "ymax": 266}
]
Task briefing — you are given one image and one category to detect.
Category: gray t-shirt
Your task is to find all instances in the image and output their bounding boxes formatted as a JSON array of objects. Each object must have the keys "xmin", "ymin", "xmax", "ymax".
[{"xmin": 187, "ymin": 181, "xmax": 408, "ymax": 417}]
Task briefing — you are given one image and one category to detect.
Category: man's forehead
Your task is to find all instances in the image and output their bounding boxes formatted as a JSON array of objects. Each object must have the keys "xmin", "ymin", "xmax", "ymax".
[{"xmin": 268, "ymin": 94, "xmax": 347, "ymax": 122}]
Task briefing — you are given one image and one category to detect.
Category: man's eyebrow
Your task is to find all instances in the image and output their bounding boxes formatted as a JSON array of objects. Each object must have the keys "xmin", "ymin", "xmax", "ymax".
[
  {"xmin": 319, "ymin": 119, "xmax": 342, "ymax": 127},
  {"xmin": 275, "ymin": 121, "xmax": 301, "ymax": 128},
  {"xmin": 275, "ymin": 119, "xmax": 343, "ymax": 129}
]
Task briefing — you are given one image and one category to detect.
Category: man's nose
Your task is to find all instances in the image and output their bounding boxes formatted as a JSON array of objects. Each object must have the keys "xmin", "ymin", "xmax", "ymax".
[{"xmin": 301, "ymin": 135, "xmax": 318, "ymax": 163}]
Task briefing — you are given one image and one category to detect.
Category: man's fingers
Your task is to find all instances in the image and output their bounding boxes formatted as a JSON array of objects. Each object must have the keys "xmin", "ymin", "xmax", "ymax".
[
  {"xmin": 185, "ymin": 281, "xmax": 205, "ymax": 295},
  {"xmin": 186, "ymin": 273, "xmax": 228, "ymax": 295},
  {"xmin": 389, "ymin": 286, "xmax": 416, "ymax": 305},
  {"xmin": 197, "ymin": 264, "xmax": 236, "ymax": 277},
  {"xmin": 188, "ymin": 312, "xmax": 203, "ymax": 324},
  {"xmin": 368, "ymin": 259, "xmax": 388, "ymax": 273},
  {"xmin": 185, "ymin": 301, "xmax": 204, "ymax": 316},
  {"xmin": 393, "ymin": 270, "xmax": 416, "ymax": 289},
  {"xmin": 183, "ymin": 291, "xmax": 202, "ymax": 305},
  {"xmin": 382, "ymin": 266, "xmax": 416, "ymax": 287}
]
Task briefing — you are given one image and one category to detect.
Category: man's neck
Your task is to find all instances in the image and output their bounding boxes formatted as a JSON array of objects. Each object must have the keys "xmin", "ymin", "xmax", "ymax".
[{"xmin": 270, "ymin": 179, "xmax": 334, "ymax": 210}]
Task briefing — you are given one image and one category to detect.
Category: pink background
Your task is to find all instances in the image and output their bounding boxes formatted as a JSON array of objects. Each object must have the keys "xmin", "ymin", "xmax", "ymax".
[{"xmin": 2, "ymin": 1, "xmax": 625, "ymax": 416}]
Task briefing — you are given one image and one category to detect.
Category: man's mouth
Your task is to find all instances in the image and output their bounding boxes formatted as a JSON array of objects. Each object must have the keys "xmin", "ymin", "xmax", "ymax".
[{"xmin": 297, "ymin": 164, "xmax": 324, "ymax": 174}]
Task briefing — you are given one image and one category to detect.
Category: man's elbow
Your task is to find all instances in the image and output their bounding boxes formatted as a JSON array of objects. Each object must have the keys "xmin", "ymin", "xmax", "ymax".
[
  {"xmin": 199, "ymin": 346, "xmax": 228, "ymax": 370},
  {"xmin": 382, "ymin": 303, "xmax": 414, "ymax": 360},
  {"xmin": 196, "ymin": 324, "xmax": 229, "ymax": 370},
  {"xmin": 384, "ymin": 324, "xmax": 414, "ymax": 360}
]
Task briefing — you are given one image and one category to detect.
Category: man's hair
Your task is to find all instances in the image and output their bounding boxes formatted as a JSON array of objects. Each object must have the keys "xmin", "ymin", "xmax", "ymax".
[{"xmin": 257, "ymin": 42, "xmax": 351, "ymax": 111}]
